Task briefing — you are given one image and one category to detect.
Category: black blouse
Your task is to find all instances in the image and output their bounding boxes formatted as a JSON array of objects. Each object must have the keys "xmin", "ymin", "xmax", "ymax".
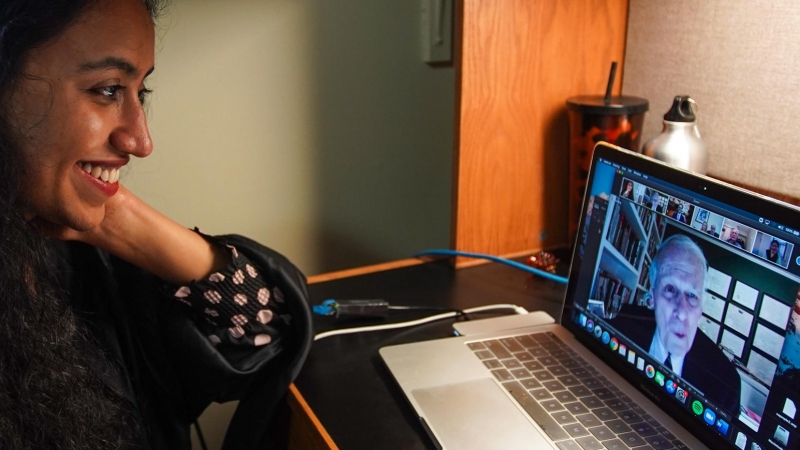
[{"xmin": 49, "ymin": 234, "xmax": 313, "ymax": 449}]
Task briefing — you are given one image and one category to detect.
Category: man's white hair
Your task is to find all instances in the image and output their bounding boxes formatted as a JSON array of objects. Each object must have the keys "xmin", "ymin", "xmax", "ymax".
[{"xmin": 649, "ymin": 234, "xmax": 708, "ymax": 296}]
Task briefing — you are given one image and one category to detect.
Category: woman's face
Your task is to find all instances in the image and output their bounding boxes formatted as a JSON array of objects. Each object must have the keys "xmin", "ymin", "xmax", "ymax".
[
  {"xmin": 771, "ymin": 241, "xmax": 779, "ymax": 252},
  {"xmin": 10, "ymin": 0, "xmax": 154, "ymax": 230}
]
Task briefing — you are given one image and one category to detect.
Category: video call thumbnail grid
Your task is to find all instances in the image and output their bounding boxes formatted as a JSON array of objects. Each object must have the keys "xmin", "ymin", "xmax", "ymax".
[{"xmin": 573, "ymin": 161, "xmax": 800, "ymax": 449}]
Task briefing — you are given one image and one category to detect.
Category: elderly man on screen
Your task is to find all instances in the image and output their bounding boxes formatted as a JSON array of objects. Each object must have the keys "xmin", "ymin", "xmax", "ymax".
[{"xmin": 612, "ymin": 235, "xmax": 741, "ymax": 414}]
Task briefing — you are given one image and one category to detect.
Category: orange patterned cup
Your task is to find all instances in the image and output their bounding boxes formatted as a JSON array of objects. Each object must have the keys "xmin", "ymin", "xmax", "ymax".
[{"xmin": 566, "ymin": 95, "xmax": 648, "ymax": 246}]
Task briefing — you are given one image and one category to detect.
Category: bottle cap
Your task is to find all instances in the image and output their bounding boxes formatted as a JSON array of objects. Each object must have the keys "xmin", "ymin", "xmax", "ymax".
[{"xmin": 664, "ymin": 96, "xmax": 697, "ymax": 122}]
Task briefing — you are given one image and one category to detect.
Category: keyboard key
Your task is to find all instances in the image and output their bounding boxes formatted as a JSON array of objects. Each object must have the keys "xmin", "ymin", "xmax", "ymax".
[
  {"xmin": 558, "ymin": 375, "xmax": 582, "ymax": 387},
  {"xmin": 549, "ymin": 365, "xmax": 570, "ymax": 377},
  {"xmin": 530, "ymin": 347, "xmax": 549, "ymax": 357},
  {"xmin": 605, "ymin": 419, "xmax": 632, "ymax": 434},
  {"xmin": 510, "ymin": 368, "xmax": 530, "ymax": 379},
  {"xmin": 631, "ymin": 404, "xmax": 646, "ymax": 415},
  {"xmin": 574, "ymin": 436, "xmax": 604, "ymax": 450},
  {"xmin": 575, "ymin": 413, "xmax": 603, "ymax": 428},
  {"xmin": 491, "ymin": 369, "xmax": 514, "ymax": 382},
  {"xmin": 483, "ymin": 359, "xmax": 502, "ymax": 369},
  {"xmin": 583, "ymin": 377, "xmax": 603, "ymax": 389},
  {"xmin": 550, "ymin": 349, "xmax": 569, "ymax": 359},
  {"xmin": 631, "ymin": 423, "xmax": 658, "ymax": 437},
  {"xmin": 467, "ymin": 342, "xmax": 486, "ymax": 350},
  {"xmin": 530, "ymin": 388, "xmax": 553, "ymax": 401},
  {"xmin": 514, "ymin": 335, "xmax": 538, "ymax": 348},
  {"xmin": 523, "ymin": 361, "xmax": 544, "ymax": 371},
  {"xmin": 484, "ymin": 340, "xmax": 512, "ymax": 359},
  {"xmin": 571, "ymin": 368, "xmax": 591, "ymax": 378},
  {"xmin": 500, "ymin": 337, "xmax": 525, "ymax": 352},
  {"xmin": 544, "ymin": 380, "xmax": 567, "ymax": 392},
  {"xmin": 539, "ymin": 356, "xmax": 559, "ymax": 366},
  {"xmin": 533, "ymin": 370, "xmax": 556, "ymax": 382},
  {"xmin": 568, "ymin": 385, "xmax": 592, "ymax": 397},
  {"xmin": 587, "ymin": 425, "xmax": 615, "ymax": 441},
  {"xmin": 564, "ymin": 423, "xmax": 590, "ymax": 437},
  {"xmin": 474, "ymin": 350, "xmax": 493, "ymax": 360},
  {"xmin": 502, "ymin": 380, "xmax": 524, "ymax": 392},
  {"xmin": 602, "ymin": 439, "xmax": 627, "ymax": 450},
  {"xmin": 553, "ymin": 411, "xmax": 578, "ymax": 425},
  {"xmin": 619, "ymin": 394, "xmax": 632, "ymax": 403},
  {"xmin": 553, "ymin": 391, "xmax": 577, "ymax": 403},
  {"xmin": 548, "ymin": 332, "xmax": 564, "ymax": 344},
  {"xmin": 561, "ymin": 358, "xmax": 581, "ymax": 369},
  {"xmin": 541, "ymin": 399, "xmax": 566, "ymax": 413},
  {"xmin": 502, "ymin": 359, "xmax": 523, "ymax": 369},
  {"xmin": 514, "ymin": 351, "xmax": 535, "ymax": 362},
  {"xmin": 617, "ymin": 410, "xmax": 643, "ymax": 424},
  {"xmin": 593, "ymin": 407, "xmax": 616, "ymax": 422},
  {"xmin": 644, "ymin": 435, "xmax": 674, "ymax": 449},
  {"xmin": 532, "ymin": 332, "xmax": 553, "ymax": 343},
  {"xmin": 672, "ymin": 441, "xmax": 688, "ymax": 449},
  {"xmin": 556, "ymin": 441, "xmax": 582, "ymax": 450},
  {"xmin": 506, "ymin": 382, "xmax": 570, "ymax": 441},
  {"xmin": 617, "ymin": 432, "xmax": 647, "ymax": 447},
  {"xmin": 605, "ymin": 399, "xmax": 627, "ymax": 411},
  {"xmin": 520, "ymin": 378, "xmax": 542, "ymax": 390},
  {"xmin": 640, "ymin": 414, "xmax": 659, "ymax": 426},
  {"xmin": 656, "ymin": 428, "xmax": 676, "ymax": 441},
  {"xmin": 564, "ymin": 402, "xmax": 590, "ymax": 416},
  {"xmin": 580, "ymin": 396, "xmax": 605, "ymax": 409},
  {"xmin": 591, "ymin": 388, "xmax": 615, "ymax": 400}
]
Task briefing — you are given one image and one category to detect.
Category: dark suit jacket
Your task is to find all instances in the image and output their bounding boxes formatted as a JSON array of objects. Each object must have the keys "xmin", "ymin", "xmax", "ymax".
[{"xmin": 610, "ymin": 310, "xmax": 741, "ymax": 415}]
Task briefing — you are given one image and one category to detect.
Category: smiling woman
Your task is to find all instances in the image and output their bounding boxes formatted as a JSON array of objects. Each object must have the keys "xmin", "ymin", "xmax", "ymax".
[{"xmin": 0, "ymin": 1, "xmax": 312, "ymax": 449}]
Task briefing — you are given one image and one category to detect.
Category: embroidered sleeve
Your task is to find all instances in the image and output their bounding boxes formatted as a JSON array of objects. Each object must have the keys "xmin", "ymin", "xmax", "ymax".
[{"xmin": 170, "ymin": 232, "xmax": 289, "ymax": 347}]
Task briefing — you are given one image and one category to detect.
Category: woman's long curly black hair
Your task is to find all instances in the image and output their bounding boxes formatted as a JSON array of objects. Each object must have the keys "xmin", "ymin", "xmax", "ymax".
[{"xmin": 0, "ymin": 1, "xmax": 165, "ymax": 448}]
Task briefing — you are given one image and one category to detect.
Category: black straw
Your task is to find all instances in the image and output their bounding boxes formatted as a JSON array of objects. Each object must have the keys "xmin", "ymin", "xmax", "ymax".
[{"xmin": 604, "ymin": 61, "xmax": 618, "ymax": 103}]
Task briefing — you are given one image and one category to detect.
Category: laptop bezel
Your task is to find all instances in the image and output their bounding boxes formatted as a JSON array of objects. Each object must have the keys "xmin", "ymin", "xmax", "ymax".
[{"xmin": 561, "ymin": 141, "xmax": 800, "ymax": 450}]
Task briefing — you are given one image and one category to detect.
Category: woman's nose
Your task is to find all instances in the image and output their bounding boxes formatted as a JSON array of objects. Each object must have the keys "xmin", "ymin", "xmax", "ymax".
[{"xmin": 109, "ymin": 99, "xmax": 153, "ymax": 158}]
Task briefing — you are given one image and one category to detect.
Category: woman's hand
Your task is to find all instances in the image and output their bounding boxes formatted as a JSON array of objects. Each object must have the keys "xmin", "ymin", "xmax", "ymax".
[{"xmin": 34, "ymin": 186, "xmax": 230, "ymax": 285}]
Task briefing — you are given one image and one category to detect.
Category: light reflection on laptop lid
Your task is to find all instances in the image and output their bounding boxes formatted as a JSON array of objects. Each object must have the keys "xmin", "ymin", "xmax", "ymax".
[{"xmin": 563, "ymin": 142, "xmax": 800, "ymax": 450}]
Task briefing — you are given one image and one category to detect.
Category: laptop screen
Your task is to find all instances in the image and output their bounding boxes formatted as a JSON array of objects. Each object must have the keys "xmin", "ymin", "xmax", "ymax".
[{"xmin": 563, "ymin": 143, "xmax": 800, "ymax": 450}]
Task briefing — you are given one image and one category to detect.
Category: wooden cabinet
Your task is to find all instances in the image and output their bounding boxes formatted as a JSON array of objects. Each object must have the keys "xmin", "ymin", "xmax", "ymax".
[{"xmin": 452, "ymin": 0, "xmax": 630, "ymax": 263}]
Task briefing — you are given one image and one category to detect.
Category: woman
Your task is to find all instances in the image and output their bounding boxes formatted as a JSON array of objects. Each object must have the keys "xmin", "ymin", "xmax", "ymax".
[
  {"xmin": 0, "ymin": 1, "xmax": 312, "ymax": 448},
  {"xmin": 621, "ymin": 180, "xmax": 634, "ymax": 199},
  {"xmin": 766, "ymin": 239, "xmax": 783, "ymax": 265}
]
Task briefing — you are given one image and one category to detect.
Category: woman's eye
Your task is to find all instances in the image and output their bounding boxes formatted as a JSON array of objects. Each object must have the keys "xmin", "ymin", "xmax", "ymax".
[
  {"xmin": 138, "ymin": 88, "xmax": 152, "ymax": 105},
  {"xmin": 96, "ymin": 85, "xmax": 122, "ymax": 98}
]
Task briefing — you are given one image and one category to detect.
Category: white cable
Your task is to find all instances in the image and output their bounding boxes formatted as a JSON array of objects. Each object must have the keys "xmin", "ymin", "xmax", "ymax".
[{"xmin": 313, "ymin": 303, "xmax": 529, "ymax": 341}]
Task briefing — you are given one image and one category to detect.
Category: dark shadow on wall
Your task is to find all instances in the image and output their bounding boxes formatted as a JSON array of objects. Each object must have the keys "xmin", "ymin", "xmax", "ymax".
[
  {"xmin": 542, "ymin": 108, "xmax": 571, "ymax": 252},
  {"xmin": 306, "ymin": 1, "xmax": 455, "ymax": 273}
]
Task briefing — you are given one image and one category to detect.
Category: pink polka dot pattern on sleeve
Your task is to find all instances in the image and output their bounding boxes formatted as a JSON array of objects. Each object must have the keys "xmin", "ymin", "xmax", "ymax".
[{"xmin": 171, "ymin": 237, "xmax": 288, "ymax": 348}]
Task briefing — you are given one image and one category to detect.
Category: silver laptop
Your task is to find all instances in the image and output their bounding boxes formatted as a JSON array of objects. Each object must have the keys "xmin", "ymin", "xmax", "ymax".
[{"xmin": 380, "ymin": 142, "xmax": 800, "ymax": 450}]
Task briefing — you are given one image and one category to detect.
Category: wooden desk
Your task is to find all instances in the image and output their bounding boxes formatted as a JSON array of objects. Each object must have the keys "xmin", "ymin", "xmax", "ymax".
[{"xmin": 285, "ymin": 254, "xmax": 570, "ymax": 449}]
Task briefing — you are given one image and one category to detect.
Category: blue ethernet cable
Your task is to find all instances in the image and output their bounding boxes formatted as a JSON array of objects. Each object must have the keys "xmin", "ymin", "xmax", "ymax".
[{"xmin": 413, "ymin": 249, "xmax": 569, "ymax": 284}]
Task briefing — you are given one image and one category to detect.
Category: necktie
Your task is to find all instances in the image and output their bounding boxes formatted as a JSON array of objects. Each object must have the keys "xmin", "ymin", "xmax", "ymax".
[{"xmin": 665, "ymin": 354, "xmax": 673, "ymax": 370}]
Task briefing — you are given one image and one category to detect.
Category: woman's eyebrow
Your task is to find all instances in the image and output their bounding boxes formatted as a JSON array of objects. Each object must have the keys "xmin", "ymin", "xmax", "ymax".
[{"xmin": 78, "ymin": 56, "xmax": 154, "ymax": 78}]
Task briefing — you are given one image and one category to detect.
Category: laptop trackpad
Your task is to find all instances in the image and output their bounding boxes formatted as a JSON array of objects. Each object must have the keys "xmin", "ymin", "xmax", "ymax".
[{"xmin": 412, "ymin": 378, "xmax": 553, "ymax": 450}]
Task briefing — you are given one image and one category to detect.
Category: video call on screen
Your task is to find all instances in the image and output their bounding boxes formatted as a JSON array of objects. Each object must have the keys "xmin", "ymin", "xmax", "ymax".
[{"xmin": 571, "ymin": 160, "xmax": 800, "ymax": 450}]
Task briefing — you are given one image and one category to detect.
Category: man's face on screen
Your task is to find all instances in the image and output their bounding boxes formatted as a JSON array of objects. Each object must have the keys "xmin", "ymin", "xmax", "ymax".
[{"xmin": 653, "ymin": 249, "xmax": 705, "ymax": 358}]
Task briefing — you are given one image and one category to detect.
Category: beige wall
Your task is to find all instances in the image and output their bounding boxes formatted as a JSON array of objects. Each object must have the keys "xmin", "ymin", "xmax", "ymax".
[
  {"xmin": 624, "ymin": 0, "xmax": 800, "ymax": 195},
  {"xmin": 129, "ymin": 0, "xmax": 454, "ymax": 277}
]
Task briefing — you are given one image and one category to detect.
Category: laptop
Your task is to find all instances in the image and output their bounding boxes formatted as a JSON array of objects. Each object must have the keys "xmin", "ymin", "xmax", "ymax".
[{"xmin": 380, "ymin": 142, "xmax": 800, "ymax": 450}]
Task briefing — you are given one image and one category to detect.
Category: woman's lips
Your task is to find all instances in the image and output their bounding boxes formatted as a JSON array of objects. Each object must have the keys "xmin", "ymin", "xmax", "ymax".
[{"xmin": 75, "ymin": 162, "xmax": 121, "ymax": 196}]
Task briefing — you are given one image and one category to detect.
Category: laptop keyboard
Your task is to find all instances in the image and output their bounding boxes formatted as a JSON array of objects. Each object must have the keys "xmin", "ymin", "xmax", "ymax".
[{"xmin": 467, "ymin": 332, "xmax": 688, "ymax": 450}]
